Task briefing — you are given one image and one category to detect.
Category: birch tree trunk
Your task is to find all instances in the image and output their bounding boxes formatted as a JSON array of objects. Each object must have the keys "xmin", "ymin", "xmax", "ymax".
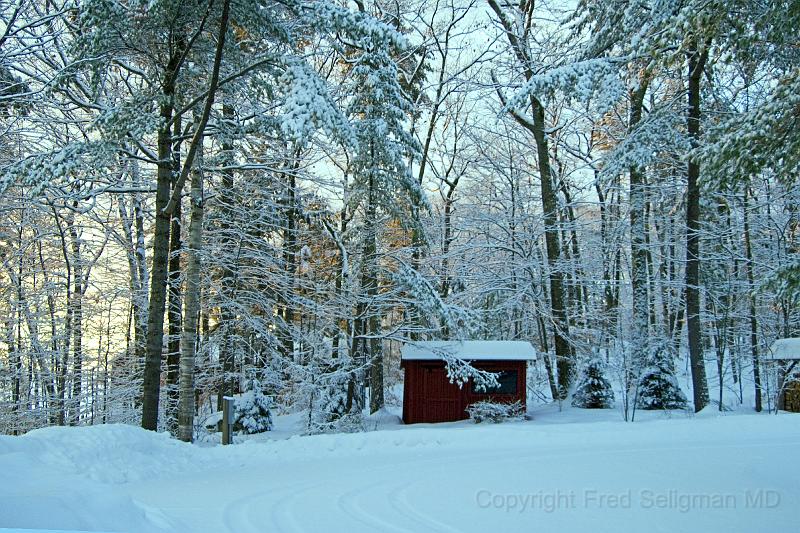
[
  {"xmin": 67, "ymin": 209, "xmax": 83, "ymax": 425},
  {"xmin": 167, "ymin": 120, "xmax": 184, "ymax": 429},
  {"xmin": 178, "ymin": 115, "xmax": 204, "ymax": 443}
]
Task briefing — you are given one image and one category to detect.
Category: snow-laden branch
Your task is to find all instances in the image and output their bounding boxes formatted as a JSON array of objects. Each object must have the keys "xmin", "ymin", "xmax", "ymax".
[
  {"xmin": 600, "ymin": 107, "xmax": 690, "ymax": 178},
  {"xmin": 503, "ymin": 58, "xmax": 625, "ymax": 116}
]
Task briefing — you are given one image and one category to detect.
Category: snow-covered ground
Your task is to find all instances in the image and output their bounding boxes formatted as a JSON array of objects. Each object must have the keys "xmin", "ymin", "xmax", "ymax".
[{"xmin": 2, "ymin": 406, "xmax": 798, "ymax": 533}]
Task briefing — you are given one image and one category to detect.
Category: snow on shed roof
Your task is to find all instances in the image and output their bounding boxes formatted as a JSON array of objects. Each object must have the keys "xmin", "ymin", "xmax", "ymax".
[
  {"xmin": 401, "ymin": 340, "xmax": 537, "ymax": 361},
  {"xmin": 766, "ymin": 338, "xmax": 800, "ymax": 361}
]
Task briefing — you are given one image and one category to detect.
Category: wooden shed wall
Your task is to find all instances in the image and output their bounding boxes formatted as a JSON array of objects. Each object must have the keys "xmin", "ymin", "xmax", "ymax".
[
  {"xmin": 402, "ymin": 360, "xmax": 527, "ymax": 424},
  {"xmin": 784, "ymin": 380, "xmax": 800, "ymax": 412}
]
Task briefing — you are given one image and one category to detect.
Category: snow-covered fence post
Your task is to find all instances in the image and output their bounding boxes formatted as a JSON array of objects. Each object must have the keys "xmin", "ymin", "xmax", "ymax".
[{"xmin": 222, "ymin": 397, "xmax": 235, "ymax": 445}]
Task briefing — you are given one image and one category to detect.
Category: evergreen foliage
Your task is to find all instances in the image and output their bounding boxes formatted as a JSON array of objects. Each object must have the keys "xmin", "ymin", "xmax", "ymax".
[
  {"xmin": 308, "ymin": 358, "xmax": 365, "ymax": 435},
  {"xmin": 571, "ymin": 355, "xmax": 615, "ymax": 409},
  {"xmin": 233, "ymin": 380, "xmax": 274, "ymax": 435},
  {"xmin": 636, "ymin": 342, "xmax": 688, "ymax": 410},
  {"xmin": 0, "ymin": 0, "xmax": 797, "ymax": 435}
]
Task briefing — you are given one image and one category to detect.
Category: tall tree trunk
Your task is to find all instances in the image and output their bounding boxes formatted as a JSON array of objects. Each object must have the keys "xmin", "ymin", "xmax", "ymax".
[
  {"xmin": 67, "ymin": 210, "xmax": 83, "ymax": 425},
  {"xmin": 488, "ymin": 0, "xmax": 573, "ymax": 397},
  {"xmin": 51, "ymin": 211, "xmax": 71, "ymax": 426},
  {"xmin": 643, "ymin": 191, "xmax": 658, "ymax": 330},
  {"xmin": 142, "ymin": 0, "xmax": 228, "ymax": 427},
  {"xmin": 325, "ymin": 187, "xmax": 351, "ymax": 410},
  {"xmin": 279, "ymin": 154, "xmax": 298, "ymax": 364},
  {"xmin": 532, "ymin": 106, "xmax": 572, "ymax": 398},
  {"xmin": 667, "ymin": 207, "xmax": 686, "ymax": 352},
  {"xmin": 178, "ymin": 114, "xmax": 204, "ymax": 442},
  {"xmin": 141, "ymin": 69, "xmax": 179, "ymax": 431},
  {"xmin": 117, "ymin": 179, "xmax": 148, "ymax": 392},
  {"xmin": 439, "ymin": 176, "xmax": 460, "ymax": 303},
  {"xmin": 6, "ymin": 314, "xmax": 19, "ymax": 433},
  {"xmin": 364, "ymin": 170, "xmax": 383, "ymax": 413},
  {"xmin": 743, "ymin": 188, "xmax": 762, "ymax": 411},
  {"xmin": 217, "ymin": 102, "xmax": 237, "ymax": 409},
  {"xmin": 132, "ymin": 161, "xmax": 150, "ymax": 381},
  {"xmin": 595, "ymin": 176, "xmax": 620, "ymax": 358},
  {"xmin": 166, "ymin": 117, "xmax": 184, "ymax": 430},
  {"xmin": 558, "ymin": 178, "xmax": 589, "ymax": 326},
  {"xmin": 41, "ymin": 242, "xmax": 61, "ymax": 425},
  {"xmin": 685, "ymin": 43, "xmax": 710, "ymax": 412},
  {"xmin": 629, "ymin": 80, "xmax": 650, "ymax": 389}
]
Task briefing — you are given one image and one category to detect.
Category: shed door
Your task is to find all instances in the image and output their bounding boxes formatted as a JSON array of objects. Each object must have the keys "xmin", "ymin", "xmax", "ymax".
[{"xmin": 423, "ymin": 367, "xmax": 464, "ymax": 422}]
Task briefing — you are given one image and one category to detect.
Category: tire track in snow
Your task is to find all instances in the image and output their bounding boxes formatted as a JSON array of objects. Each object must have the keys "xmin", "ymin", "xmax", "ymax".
[
  {"xmin": 292, "ymin": 449, "xmax": 496, "ymax": 533},
  {"xmin": 189, "ymin": 432, "xmax": 800, "ymax": 532},
  {"xmin": 222, "ymin": 477, "xmax": 323, "ymax": 532},
  {"xmin": 335, "ymin": 478, "xmax": 418, "ymax": 533},
  {"xmin": 322, "ymin": 437, "xmax": 800, "ymax": 533},
  {"xmin": 387, "ymin": 480, "xmax": 464, "ymax": 533},
  {"xmin": 221, "ymin": 448, "xmax": 494, "ymax": 533}
]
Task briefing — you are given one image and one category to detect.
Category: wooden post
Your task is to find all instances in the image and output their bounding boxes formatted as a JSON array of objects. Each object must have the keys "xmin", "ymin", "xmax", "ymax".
[
  {"xmin": 776, "ymin": 361, "xmax": 798, "ymax": 412},
  {"xmin": 222, "ymin": 396, "xmax": 235, "ymax": 445}
]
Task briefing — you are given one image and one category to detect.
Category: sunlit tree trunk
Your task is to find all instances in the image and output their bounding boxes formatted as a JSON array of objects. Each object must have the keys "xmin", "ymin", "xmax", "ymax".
[
  {"xmin": 166, "ymin": 116, "xmax": 184, "ymax": 431},
  {"xmin": 178, "ymin": 114, "xmax": 204, "ymax": 442},
  {"xmin": 142, "ymin": 59, "xmax": 181, "ymax": 430}
]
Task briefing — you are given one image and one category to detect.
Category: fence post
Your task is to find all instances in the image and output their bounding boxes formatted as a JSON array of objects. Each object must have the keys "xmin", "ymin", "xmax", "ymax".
[{"xmin": 222, "ymin": 396, "xmax": 235, "ymax": 445}]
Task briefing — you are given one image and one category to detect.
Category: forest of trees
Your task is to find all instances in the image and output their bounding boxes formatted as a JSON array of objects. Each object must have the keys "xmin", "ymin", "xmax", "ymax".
[{"xmin": 0, "ymin": 0, "xmax": 797, "ymax": 438}]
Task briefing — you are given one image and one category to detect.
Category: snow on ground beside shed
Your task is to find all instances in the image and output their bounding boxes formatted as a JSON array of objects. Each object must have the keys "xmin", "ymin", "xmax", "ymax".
[{"xmin": 2, "ymin": 411, "xmax": 799, "ymax": 533}]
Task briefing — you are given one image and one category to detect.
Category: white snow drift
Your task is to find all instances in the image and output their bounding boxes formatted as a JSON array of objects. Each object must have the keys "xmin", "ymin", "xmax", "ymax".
[{"xmin": 1, "ymin": 410, "xmax": 799, "ymax": 533}]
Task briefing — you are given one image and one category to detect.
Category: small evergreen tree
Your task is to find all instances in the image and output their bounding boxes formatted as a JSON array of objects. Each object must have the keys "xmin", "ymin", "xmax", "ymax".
[
  {"xmin": 636, "ymin": 341, "xmax": 688, "ymax": 410},
  {"xmin": 308, "ymin": 355, "xmax": 364, "ymax": 435},
  {"xmin": 233, "ymin": 379, "xmax": 274, "ymax": 434},
  {"xmin": 572, "ymin": 354, "xmax": 615, "ymax": 409}
]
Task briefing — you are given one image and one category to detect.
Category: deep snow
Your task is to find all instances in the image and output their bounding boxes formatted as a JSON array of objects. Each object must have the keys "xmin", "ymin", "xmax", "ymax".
[{"xmin": 2, "ymin": 408, "xmax": 798, "ymax": 533}]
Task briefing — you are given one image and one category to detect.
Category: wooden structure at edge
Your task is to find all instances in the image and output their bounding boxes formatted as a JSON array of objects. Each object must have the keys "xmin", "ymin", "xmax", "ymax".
[{"xmin": 401, "ymin": 359, "xmax": 527, "ymax": 424}]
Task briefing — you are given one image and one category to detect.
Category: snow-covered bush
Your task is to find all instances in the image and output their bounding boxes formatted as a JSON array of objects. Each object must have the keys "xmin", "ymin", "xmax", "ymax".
[
  {"xmin": 466, "ymin": 401, "xmax": 524, "ymax": 423},
  {"xmin": 309, "ymin": 409, "xmax": 364, "ymax": 435},
  {"xmin": 636, "ymin": 341, "xmax": 687, "ymax": 410},
  {"xmin": 308, "ymin": 376, "xmax": 364, "ymax": 435},
  {"xmin": 305, "ymin": 357, "xmax": 365, "ymax": 435},
  {"xmin": 571, "ymin": 355, "xmax": 615, "ymax": 409},
  {"xmin": 233, "ymin": 382, "xmax": 274, "ymax": 434}
]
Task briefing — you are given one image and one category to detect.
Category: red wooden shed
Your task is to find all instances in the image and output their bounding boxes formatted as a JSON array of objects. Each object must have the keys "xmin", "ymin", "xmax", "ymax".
[{"xmin": 401, "ymin": 340, "xmax": 537, "ymax": 424}]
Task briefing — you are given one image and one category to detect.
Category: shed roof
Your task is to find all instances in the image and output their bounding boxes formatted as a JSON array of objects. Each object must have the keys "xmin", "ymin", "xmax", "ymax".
[
  {"xmin": 766, "ymin": 338, "xmax": 800, "ymax": 361},
  {"xmin": 401, "ymin": 340, "xmax": 537, "ymax": 361}
]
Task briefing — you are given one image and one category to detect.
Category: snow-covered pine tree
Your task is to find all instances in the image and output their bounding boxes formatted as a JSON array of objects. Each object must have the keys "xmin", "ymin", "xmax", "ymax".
[
  {"xmin": 233, "ymin": 379, "xmax": 274, "ymax": 434},
  {"xmin": 636, "ymin": 340, "xmax": 688, "ymax": 410},
  {"xmin": 63, "ymin": 0, "xmax": 416, "ymax": 432},
  {"xmin": 309, "ymin": 359, "xmax": 365, "ymax": 434},
  {"xmin": 572, "ymin": 354, "xmax": 615, "ymax": 409},
  {"xmin": 345, "ymin": 26, "xmax": 422, "ymax": 415}
]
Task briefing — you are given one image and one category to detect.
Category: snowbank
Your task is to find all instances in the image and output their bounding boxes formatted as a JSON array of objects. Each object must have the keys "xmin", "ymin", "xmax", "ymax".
[{"xmin": 2, "ymin": 413, "xmax": 799, "ymax": 532}]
